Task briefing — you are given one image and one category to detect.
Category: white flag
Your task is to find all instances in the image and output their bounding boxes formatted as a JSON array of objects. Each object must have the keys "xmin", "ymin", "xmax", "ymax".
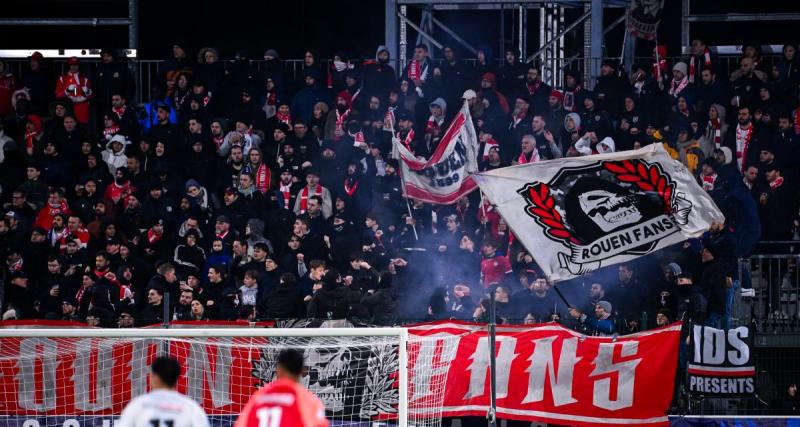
[
  {"xmin": 394, "ymin": 101, "xmax": 479, "ymax": 204},
  {"xmin": 474, "ymin": 144, "xmax": 725, "ymax": 282}
]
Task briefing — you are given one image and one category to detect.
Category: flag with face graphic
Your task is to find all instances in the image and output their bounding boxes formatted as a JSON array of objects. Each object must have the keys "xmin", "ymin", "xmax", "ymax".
[{"xmin": 474, "ymin": 144, "xmax": 725, "ymax": 282}]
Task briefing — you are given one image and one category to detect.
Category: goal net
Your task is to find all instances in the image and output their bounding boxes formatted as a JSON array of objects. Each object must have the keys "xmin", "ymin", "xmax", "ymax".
[{"xmin": 0, "ymin": 327, "xmax": 459, "ymax": 427}]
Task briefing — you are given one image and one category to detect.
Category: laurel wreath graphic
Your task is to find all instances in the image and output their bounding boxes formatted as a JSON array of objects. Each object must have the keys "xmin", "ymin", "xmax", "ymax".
[
  {"xmin": 601, "ymin": 160, "xmax": 675, "ymax": 213},
  {"xmin": 522, "ymin": 159, "xmax": 677, "ymax": 246},
  {"xmin": 523, "ymin": 182, "xmax": 582, "ymax": 245}
]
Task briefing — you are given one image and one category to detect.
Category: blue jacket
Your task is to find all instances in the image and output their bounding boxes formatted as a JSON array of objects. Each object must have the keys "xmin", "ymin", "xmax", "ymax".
[{"xmin": 583, "ymin": 314, "xmax": 616, "ymax": 336}]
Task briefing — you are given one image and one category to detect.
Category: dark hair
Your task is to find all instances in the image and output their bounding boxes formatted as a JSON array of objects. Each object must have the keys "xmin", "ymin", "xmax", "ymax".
[
  {"xmin": 308, "ymin": 195, "xmax": 323, "ymax": 205},
  {"xmin": 244, "ymin": 269, "xmax": 259, "ymax": 280},
  {"xmin": 414, "ymin": 44, "xmax": 428, "ymax": 52},
  {"xmin": 157, "ymin": 262, "xmax": 175, "ymax": 276},
  {"xmin": 209, "ymin": 263, "xmax": 227, "ymax": 276},
  {"xmin": 151, "ymin": 356, "xmax": 181, "ymax": 387},
  {"xmin": 277, "ymin": 349, "xmax": 305, "ymax": 376}
]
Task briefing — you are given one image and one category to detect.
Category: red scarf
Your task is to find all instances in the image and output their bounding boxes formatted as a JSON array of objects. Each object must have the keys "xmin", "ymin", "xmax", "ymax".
[
  {"xmin": 147, "ymin": 228, "xmax": 162, "ymax": 244},
  {"xmin": 426, "ymin": 115, "xmax": 443, "ymax": 135},
  {"xmin": 276, "ymin": 111, "xmax": 292, "ymax": 126},
  {"xmin": 408, "ymin": 60, "xmax": 422, "ymax": 81},
  {"xmin": 652, "ymin": 59, "xmax": 667, "ymax": 80},
  {"xmin": 669, "ymin": 77, "xmax": 689, "ymax": 97},
  {"xmin": 735, "ymin": 124, "xmax": 753, "ymax": 171},
  {"xmin": 25, "ymin": 130, "xmax": 40, "ymax": 151},
  {"xmin": 266, "ymin": 92, "xmax": 277, "ymax": 106},
  {"xmin": 482, "ymin": 138, "xmax": 499, "ymax": 161},
  {"xmin": 252, "ymin": 162, "xmax": 271, "ymax": 194},
  {"xmin": 770, "ymin": 176, "xmax": 785, "ymax": 190},
  {"xmin": 103, "ymin": 125, "xmax": 120, "ymax": 141},
  {"xmin": 563, "ymin": 86, "xmax": 580, "ymax": 112},
  {"xmin": 399, "ymin": 129, "xmax": 415, "ymax": 149},
  {"xmin": 112, "ymin": 105, "xmax": 127, "ymax": 119},
  {"xmin": 352, "ymin": 131, "xmax": 365, "ymax": 146},
  {"xmin": 107, "ymin": 181, "xmax": 131, "ymax": 204},
  {"xmin": 707, "ymin": 119, "xmax": 722, "ymax": 149},
  {"xmin": 701, "ymin": 173, "xmax": 717, "ymax": 191},
  {"xmin": 794, "ymin": 107, "xmax": 800, "ymax": 135},
  {"xmin": 212, "ymin": 135, "xmax": 224, "ymax": 150},
  {"xmin": 518, "ymin": 149, "xmax": 540, "ymax": 164},
  {"xmin": 299, "ymin": 185, "xmax": 323, "ymax": 213},
  {"xmin": 689, "ymin": 49, "xmax": 711, "ymax": 83},
  {"xmin": 526, "ymin": 80, "xmax": 542, "ymax": 96},
  {"xmin": 279, "ymin": 183, "xmax": 292, "ymax": 209},
  {"xmin": 511, "ymin": 111, "xmax": 527, "ymax": 129},
  {"xmin": 344, "ymin": 177, "xmax": 360, "ymax": 196},
  {"xmin": 334, "ymin": 108, "xmax": 350, "ymax": 141}
]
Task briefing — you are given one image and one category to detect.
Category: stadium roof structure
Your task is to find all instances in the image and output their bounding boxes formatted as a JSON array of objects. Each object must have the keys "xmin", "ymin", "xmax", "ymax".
[{"xmin": 384, "ymin": 0, "xmax": 632, "ymax": 89}]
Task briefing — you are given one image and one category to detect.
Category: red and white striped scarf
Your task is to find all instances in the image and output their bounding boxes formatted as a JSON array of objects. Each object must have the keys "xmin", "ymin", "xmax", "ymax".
[
  {"xmin": 299, "ymin": 185, "xmax": 323, "ymax": 213},
  {"xmin": 344, "ymin": 177, "xmax": 360, "ymax": 197},
  {"xmin": 112, "ymin": 105, "xmax": 127, "ymax": 119},
  {"xmin": 563, "ymin": 86, "xmax": 581, "ymax": 112},
  {"xmin": 279, "ymin": 183, "xmax": 292, "ymax": 209},
  {"xmin": 398, "ymin": 129, "xmax": 415, "ymax": 149},
  {"xmin": 735, "ymin": 124, "xmax": 753, "ymax": 172},
  {"xmin": 701, "ymin": 173, "xmax": 717, "ymax": 191},
  {"xmin": 103, "ymin": 125, "xmax": 120, "ymax": 141},
  {"xmin": 352, "ymin": 131, "xmax": 366, "ymax": 146},
  {"xmin": 426, "ymin": 115, "xmax": 443, "ymax": 134},
  {"xmin": 334, "ymin": 108, "xmax": 350, "ymax": 141},
  {"xmin": 706, "ymin": 119, "xmax": 722, "ymax": 149},
  {"xmin": 407, "ymin": 60, "xmax": 422, "ymax": 81},
  {"xmin": 276, "ymin": 111, "xmax": 292, "ymax": 126},
  {"xmin": 517, "ymin": 148, "xmax": 540, "ymax": 164},
  {"xmin": 770, "ymin": 176, "xmax": 785, "ymax": 190},
  {"xmin": 689, "ymin": 49, "xmax": 711, "ymax": 83},
  {"xmin": 669, "ymin": 77, "xmax": 689, "ymax": 97},
  {"xmin": 253, "ymin": 162, "xmax": 270, "ymax": 194}
]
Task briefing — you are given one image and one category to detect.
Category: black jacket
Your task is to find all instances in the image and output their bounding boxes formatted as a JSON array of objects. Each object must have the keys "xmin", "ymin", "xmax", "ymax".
[{"xmin": 307, "ymin": 284, "xmax": 351, "ymax": 320}]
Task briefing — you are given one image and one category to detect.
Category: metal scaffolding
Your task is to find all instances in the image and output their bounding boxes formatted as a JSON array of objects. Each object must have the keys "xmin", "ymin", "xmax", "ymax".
[
  {"xmin": 680, "ymin": 0, "xmax": 800, "ymax": 55},
  {"xmin": 0, "ymin": 0, "xmax": 139, "ymax": 52},
  {"xmin": 385, "ymin": 0, "xmax": 630, "ymax": 89}
]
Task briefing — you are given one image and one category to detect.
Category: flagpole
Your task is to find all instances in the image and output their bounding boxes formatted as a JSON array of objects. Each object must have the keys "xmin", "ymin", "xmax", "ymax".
[
  {"xmin": 487, "ymin": 284, "xmax": 498, "ymax": 427},
  {"xmin": 404, "ymin": 196, "xmax": 419, "ymax": 241}
]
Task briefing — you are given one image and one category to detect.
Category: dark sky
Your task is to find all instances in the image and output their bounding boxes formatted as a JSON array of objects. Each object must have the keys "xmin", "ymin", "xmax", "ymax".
[{"xmin": 2, "ymin": 0, "xmax": 800, "ymax": 61}]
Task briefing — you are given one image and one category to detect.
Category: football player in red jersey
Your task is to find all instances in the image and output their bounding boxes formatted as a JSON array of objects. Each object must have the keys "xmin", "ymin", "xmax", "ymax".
[{"xmin": 236, "ymin": 349, "xmax": 328, "ymax": 427}]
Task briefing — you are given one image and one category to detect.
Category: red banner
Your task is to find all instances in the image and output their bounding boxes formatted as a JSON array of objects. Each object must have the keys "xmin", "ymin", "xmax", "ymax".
[
  {"xmin": 0, "ymin": 320, "xmax": 680, "ymax": 426},
  {"xmin": 408, "ymin": 321, "xmax": 681, "ymax": 426}
]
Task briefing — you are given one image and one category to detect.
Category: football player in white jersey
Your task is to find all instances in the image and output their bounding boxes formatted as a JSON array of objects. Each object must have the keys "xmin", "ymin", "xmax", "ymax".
[{"xmin": 117, "ymin": 356, "xmax": 210, "ymax": 427}]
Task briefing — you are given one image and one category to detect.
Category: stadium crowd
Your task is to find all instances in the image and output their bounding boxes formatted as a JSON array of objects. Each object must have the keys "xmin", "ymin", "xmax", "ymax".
[{"xmin": 0, "ymin": 40, "xmax": 792, "ymax": 332}]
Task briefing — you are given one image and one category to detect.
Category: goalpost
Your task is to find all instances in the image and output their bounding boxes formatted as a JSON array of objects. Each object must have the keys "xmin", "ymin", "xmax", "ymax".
[{"xmin": 0, "ymin": 327, "xmax": 455, "ymax": 427}]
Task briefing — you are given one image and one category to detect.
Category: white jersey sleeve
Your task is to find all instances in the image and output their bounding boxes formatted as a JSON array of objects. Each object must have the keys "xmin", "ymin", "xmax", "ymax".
[{"xmin": 117, "ymin": 390, "xmax": 210, "ymax": 427}]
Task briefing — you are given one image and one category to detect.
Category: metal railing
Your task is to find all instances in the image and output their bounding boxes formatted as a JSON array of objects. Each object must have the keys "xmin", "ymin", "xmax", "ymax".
[{"xmin": 2, "ymin": 54, "xmax": 781, "ymax": 105}]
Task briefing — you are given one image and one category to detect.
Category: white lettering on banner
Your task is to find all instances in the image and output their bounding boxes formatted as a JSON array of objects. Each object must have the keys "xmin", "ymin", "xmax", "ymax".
[
  {"xmin": 523, "ymin": 337, "xmax": 579, "ymax": 406},
  {"xmin": 128, "ymin": 339, "xmax": 159, "ymax": 400},
  {"xmin": 16, "ymin": 338, "xmax": 58, "ymax": 410},
  {"xmin": 590, "ymin": 342, "xmax": 641, "ymax": 411},
  {"xmin": 465, "ymin": 336, "xmax": 518, "ymax": 399},
  {"xmin": 727, "ymin": 327, "xmax": 749, "ymax": 366},
  {"xmin": 697, "ymin": 326, "xmax": 726, "ymax": 364},
  {"xmin": 411, "ymin": 333, "xmax": 461, "ymax": 400},
  {"xmin": 186, "ymin": 338, "xmax": 233, "ymax": 408},
  {"xmin": 73, "ymin": 339, "xmax": 114, "ymax": 411}
]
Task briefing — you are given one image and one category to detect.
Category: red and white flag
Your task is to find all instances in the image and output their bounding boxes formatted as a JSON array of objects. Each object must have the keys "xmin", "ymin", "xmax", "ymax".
[
  {"xmin": 474, "ymin": 145, "xmax": 724, "ymax": 282},
  {"xmin": 393, "ymin": 101, "xmax": 479, "ymax": 204}
]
